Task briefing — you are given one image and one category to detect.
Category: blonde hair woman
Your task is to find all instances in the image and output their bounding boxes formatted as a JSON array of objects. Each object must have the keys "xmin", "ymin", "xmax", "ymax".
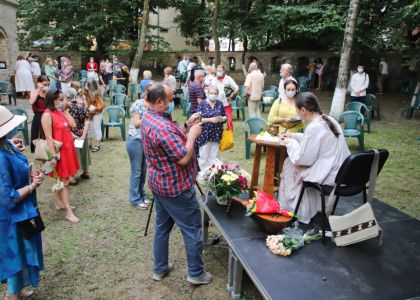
[
  {"xmin": 140, "ymin": 70, "xmax": 155, "ymax": 93},
  {"xmin": 84, "ymin": 79, "xmax": 105, "ymax": 152}
]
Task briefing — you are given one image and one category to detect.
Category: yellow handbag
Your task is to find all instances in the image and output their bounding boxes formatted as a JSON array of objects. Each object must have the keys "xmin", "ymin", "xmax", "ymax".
[{"xmin": 219, "ymin": 127, "xmax": 234, "ymax": 151}]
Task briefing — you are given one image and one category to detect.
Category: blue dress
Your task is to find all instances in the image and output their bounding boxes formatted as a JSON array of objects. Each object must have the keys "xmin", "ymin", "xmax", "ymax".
[
  {"xmin": 0, "ymin": 141, "xmax": 44, "ymax": 295},
  {"xmin": 140, "ymin": 79, "xmax": 156, "ymax": 93},
  {"xmin": 196, "ymin": 100, "xmax": 226, "ymax": 148}
]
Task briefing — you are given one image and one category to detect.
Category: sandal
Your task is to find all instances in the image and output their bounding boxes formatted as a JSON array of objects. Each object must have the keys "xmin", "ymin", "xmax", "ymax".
[
  {"xmin": 81, "ymin": 172, "xmax": 90, "ymax": 179},
  {"xmin": 69, "ymin": 179, "xmax": 77, "ymax": 185},
  {"xmin": 92, "ymin": 145, "xmax": 100, "ymax": 152}
]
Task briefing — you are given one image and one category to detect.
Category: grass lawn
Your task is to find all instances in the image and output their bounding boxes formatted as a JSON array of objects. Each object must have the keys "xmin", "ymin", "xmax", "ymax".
[{"xmin": 1, "ymin": 91, "xmax": 418, "ymax": 299}]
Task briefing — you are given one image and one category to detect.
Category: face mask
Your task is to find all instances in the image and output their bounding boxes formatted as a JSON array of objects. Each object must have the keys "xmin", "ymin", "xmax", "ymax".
[
  {"xmin": 216, "ymin": 71, "xmax": 224, "ymax": 77},
  {"xmin": 56, "ymin": 101, "xmax": 65, "ymax": 110},
  {"xmin": 358, "ymin": 68, "xmax": 364, "ymax": 73},
  {"xmin": 165, "ymin": 101, "xmax": 174, "ymax": 114},
  {"xmin": 41, "ymin": 86, "xmax": 49, "ymax": 92},
  {"xmin": 280, "ymin": 72, "xmax": 285, "ymax": 78},
  {"xmin": 90, "ymin": 59, "xmax": 94, "ymax": 62},
  {"xmin": 286, "ymin": 91, "xmax": 295, "ymax": 98},
  {"xmin": 208, "ymin": 94, "xmax": 218, "ymax": 102}
]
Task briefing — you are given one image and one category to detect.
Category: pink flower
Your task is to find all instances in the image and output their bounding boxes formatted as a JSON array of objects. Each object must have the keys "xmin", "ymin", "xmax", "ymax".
[{"xmin": 227, "ymin": 164, "xmax": 236, "ymax": 171}]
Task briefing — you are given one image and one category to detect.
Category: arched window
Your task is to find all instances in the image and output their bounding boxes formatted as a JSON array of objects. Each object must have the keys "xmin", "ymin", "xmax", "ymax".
[
  {"xmin": 209, "ymin": 57, "xmax": 215, "ymax": 66},
  {"xmin": 271, "ymin": 56, "xmax": 282, "ymax": 74},
  {"xmin": 228, "ymin": 57, "xmax": 236, "ymax": 71},
  {"xmin": 296, "ymin": 57, "xmax": 309, "ymax": 77}
]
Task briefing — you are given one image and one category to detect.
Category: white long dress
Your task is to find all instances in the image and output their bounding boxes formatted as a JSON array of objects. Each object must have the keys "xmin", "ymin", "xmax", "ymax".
[
  {"xmin": 278, "ymin": 115, "xmax": 350, "ymax": 224},
  {"xmin": 14, "ymin": 60, "xmax": 35, "ymax": 92}
]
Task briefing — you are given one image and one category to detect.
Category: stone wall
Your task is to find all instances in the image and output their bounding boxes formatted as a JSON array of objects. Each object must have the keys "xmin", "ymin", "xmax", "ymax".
[
  {"xmin": 0, "ymin": 0, "xmax": 20, "ymax": 81},
  {"xmin": 28, "ymin": 49, "xmax": 404, "ymax": 92}
]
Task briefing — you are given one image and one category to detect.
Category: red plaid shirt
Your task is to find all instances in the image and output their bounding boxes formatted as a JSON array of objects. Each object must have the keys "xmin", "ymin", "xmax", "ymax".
[{"xmin": 141, "ymin": 109, "xmax": 198, "ymax": 198}]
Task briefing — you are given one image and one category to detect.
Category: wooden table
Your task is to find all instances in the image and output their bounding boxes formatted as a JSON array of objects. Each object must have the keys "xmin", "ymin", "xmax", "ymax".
[{"xmin": 248, "ymin": 134, "xmax": 287, "ymax": 198}]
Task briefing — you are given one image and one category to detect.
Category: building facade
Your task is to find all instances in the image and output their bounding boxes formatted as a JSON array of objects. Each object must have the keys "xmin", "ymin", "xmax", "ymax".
[{"xmin": 0, "ymin": 0, "xmax": 19, "ymax": 81}]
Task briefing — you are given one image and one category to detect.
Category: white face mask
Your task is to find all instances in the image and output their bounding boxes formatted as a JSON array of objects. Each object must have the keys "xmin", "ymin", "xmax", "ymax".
[
  {"xmin": 358, "ymin": 67, "xmax": 364, "ymax": 73},
  {"xmin": 56, "ymin": 101, "xmax": 65, "ymax": 110},
  {"xmin": 286, "ymin": 91, "xmax": 296, "ymax": 98},
  {"xmin": 41, "ymin": 86, "xmax": 49, "ymax": 92}
]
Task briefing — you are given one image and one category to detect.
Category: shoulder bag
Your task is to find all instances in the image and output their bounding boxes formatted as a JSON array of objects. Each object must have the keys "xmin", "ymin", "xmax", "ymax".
[{"xmin": 327, "ymin": 149, "xmax": 383, "ymax": 246}]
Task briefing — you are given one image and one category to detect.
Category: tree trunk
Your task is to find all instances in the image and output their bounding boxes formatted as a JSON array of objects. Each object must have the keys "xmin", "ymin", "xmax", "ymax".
[
  {"xmin": 211, "ymin": 0, "xmax": 221, "ymax": 66},
  {"xmin": 330, "ymin": 0, "xmax": 360, "ymax": 118},
  {"xmin": 130, "ymin": 0, "xmax": 149, "ymax": 83}
]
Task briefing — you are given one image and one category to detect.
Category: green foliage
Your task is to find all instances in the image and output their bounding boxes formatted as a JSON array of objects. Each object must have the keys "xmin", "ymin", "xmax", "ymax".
[{"xmin": 17, "ymin": 0, "xmax": 172, "ymax": 55}]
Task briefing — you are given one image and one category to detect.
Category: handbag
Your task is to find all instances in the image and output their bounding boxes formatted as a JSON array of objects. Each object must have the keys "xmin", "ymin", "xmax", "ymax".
[
  {"xmin": 33, "ymin": 138, "xmax": 62, "ymax": 161},
  {"xmin": 17, "ymin": 209, "xmax": 45, "ymax": 240},
  {"xmin": 327, "ymin": 150, "xmax": 383, "ymax": 246},
  {"xmin": 219, "ymin": 126, "xmax": 234, "ymax": 151}
]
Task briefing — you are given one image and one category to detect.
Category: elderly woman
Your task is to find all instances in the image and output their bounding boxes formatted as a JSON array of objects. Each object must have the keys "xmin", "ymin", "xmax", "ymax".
[
  {"xmin": 126, "ymin": 84, "xmax": 154, "ymax": 209},
  {"xmin": 41, "ymin": 89, "xmax": 79, "ymax": 223},
  {"xmin": 64, "ymin": 86, "xmax": 91, "ymax": 181},
  {"xmin": 14, "ymin": 55, "xmax": 34, "ymax": 98},
  {"xmin": 0, "ymin": 106, "xmax": 44, "ymax": 300},
  {"xmin": 140, "ymin": 70, "xmax": 155, "ymax": 94},
  {"xmin": 278, "ymin": 92, "xmax": 350, "ymax": 223},
  {"xmin": 60, "ymin": 57, "xmax": 74, "ymax": 95},
  {"xmin": 163, "ymin": 67, "xmax": 177, "ymax": 92},
  {"xmin": 268, "ymin": 79, "xmax": 303, "ymax": 134},
  {"xmin": 196, "ymin": 86, "xmax": 227, "ymax": 173},
  {"xmin": 84, "ymin": 79, "xmax": 105, "ymax": 152}
]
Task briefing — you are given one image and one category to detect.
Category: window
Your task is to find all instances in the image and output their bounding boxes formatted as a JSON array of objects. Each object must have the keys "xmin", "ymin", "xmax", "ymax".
[
  {"xmin": 228, "ymin": 57, "xmax": 236, "ymax": 71},
  {"xmin": 271, "ymin": 56, "xmax": 282, "ymax": 74}
]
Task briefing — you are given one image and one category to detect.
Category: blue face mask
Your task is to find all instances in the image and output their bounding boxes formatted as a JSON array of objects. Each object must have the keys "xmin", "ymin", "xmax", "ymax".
[
  {"xmin": 208, "ymin": 94, "xmax": 218, "ymax": 102},
  {"xmin": 216, "ymin": 71, "xmax": 224, "ymax": 77},
  {"xmin": 279, "ymin": 72, "xmax": 285, "ymax": 78},
  {"xmin": 165, "ymin": 101, "xmax": 174, "ymax": 114}
]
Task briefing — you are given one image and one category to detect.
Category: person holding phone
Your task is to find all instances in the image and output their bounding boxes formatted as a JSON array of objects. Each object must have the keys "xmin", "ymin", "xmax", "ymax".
[{"xmin": 0, "ymin": 106, "xmax": 45, "ymax": 300}]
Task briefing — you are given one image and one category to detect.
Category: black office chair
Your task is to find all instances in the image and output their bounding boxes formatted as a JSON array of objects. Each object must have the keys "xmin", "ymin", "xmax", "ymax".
[{"xmin": 294, "ymin": 149, "xmax": 389, "ymax": 241}]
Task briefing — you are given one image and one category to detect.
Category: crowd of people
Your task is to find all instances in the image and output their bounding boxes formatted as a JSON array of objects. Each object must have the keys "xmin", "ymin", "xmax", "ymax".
[{"xmin": 1, "ymin": 52, "xmax": 378, "ymax": 298}]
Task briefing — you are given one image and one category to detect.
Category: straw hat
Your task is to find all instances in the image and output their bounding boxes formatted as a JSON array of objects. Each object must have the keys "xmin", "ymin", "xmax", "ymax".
[{"xmin": 0, "ymin": 106, "xmax": 27, "ymax": 138}]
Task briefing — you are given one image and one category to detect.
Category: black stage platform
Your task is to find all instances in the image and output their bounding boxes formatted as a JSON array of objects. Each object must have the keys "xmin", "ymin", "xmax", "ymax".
[{"xmin": 200, "ymin": 194, "xmax": 420, "ymax": 300}]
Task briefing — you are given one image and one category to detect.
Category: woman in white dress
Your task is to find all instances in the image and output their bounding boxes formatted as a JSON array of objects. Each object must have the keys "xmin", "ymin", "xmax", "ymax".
[
  {"xmin": 14, "ymin": 55, "xmax": 35, "ymax": 97},
  {"xmin": 278, "ymin": 92, "xmax": 350, "ymax": 224}
]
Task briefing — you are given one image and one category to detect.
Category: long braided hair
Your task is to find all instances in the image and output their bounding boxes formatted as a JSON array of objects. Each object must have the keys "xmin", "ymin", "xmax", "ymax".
[{"xmin": 295, "ymin": 92, "xmax": 340, "ymax": 137}]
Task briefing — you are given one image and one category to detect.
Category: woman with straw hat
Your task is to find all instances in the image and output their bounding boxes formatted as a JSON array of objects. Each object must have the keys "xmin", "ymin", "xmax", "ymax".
[{"xmin": 0, "ymin": 106, "xmax": 45, "ymax": 300}]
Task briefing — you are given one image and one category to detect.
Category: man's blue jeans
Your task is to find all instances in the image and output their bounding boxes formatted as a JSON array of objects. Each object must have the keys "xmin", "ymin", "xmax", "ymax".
[
  {"xmin": 126, "ymin": 136, "xmax": 147, "ymax": 206},
  {"xmin": 153, "ymin": 189, "xmax": 204, "ymax": 277}
]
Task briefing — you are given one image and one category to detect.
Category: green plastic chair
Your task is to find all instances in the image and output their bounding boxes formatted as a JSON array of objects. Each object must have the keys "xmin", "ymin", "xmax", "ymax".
[
  {"xmin": 129, "ymin": 83, "xmax": 141, "ymax": 102},
  {"xmin": 78, "ymin": 70, "xmax": 88, "ymax": 80},
  {"xmin": 267, "ymin": 85, "xmax": 279, "ymax": 98},
  {"xmin": 112, "ymin": 84, "xmax": 126, "ymax": 95},
  {"xmin": 365, "ymin": 94, "xmax": 380, "ymax": 121},
  {"xmin": 338, "ymin": 111, "xmax": 364, "ymax": 151},
  {"xmin": 260, "ymin": 90, "xmax": 277, "ymax": 113},
  {"xmin": 232, "ymin": 95, "xmax": 246, "ymax": 120},
  {"xmin": 242, "ymin": 117, "xmax": 268, "ymax": 159},
  {"xmin": 346, "ymin": 102, "xmax": 372, "ymax": 133},
  {"xmin": 297, "ymin": 76, "xmax": 308, "ymax": 92},
  {"xmin": 406, "ymin": 93, "xmax": 420, "ymax": 119},
  {"xmin": 111, "ymin": 93, "xmax": 129, "ymax": 116},
  {"xmin": 0, "ymin": 81, "xmax": 17, "ymax": 106},
  {"xmin": 186, "ymin": 102, "xmax": 192, "ymax": 119},
  {"xmin": 101, "ymin": 106, "xmax": 126, "ymax": 141},
  {"xmin": 238, "ymin": 85, "xmax": 245, "ymax": 98},
  {"xmin": 8, "ymin": 108, "xmax": 29, "ymax": 144}
]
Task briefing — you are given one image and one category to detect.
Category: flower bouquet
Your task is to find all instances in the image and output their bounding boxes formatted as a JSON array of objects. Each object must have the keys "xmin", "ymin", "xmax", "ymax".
[
  {"xmin": 201, "ymin": 160, "xmax": 250, "ymax": 206},
  {"xmin": 45, "ymin": 150, "xmax": 64, "ymax": 192}
]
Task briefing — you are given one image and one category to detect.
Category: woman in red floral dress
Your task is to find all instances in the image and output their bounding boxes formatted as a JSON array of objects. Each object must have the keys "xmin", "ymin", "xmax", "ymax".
[{"xmin": 41, "ymin": 89, "xmax": 79, "ymax": 222}]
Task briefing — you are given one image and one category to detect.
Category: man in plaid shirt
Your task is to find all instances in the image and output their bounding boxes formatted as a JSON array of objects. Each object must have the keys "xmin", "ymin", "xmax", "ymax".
[{"xmin": 141, "ymin": 83, "xmax": 213, "ymax": 285}]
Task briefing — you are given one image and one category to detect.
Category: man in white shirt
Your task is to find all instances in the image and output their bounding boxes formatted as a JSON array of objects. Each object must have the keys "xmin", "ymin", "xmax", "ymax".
[
  {"xmin": 350, "ymin": 64, "xmax": 370, "ymax": 103},
  {"xmin": 177, "ymin": 56, "xmax": 189, "ymax": 82},
  {"xmin": 377, "ymin": 58, "xmax": 388, "ymax": 94},
  {"xmin": 278, "ymin": 63, "xmax": 296, "ymax": 100},
  {"xmin": 210, "ymin": 65, "xmax": 239, "ymax": 129},
  {"xmin": 29, "ymin": 57, "xmax": 41, "ymax": 85},
  {"xmin": 244, "ymin": 62, "xmax": 265, "ymax": 118}
]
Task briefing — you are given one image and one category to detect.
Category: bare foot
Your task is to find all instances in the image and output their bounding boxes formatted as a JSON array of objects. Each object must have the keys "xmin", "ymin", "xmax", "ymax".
[
  {"xmin": 56, "ymin": 205, "xmax": 76, "ymax": 211},
  {"xmin": 65, "ymin": 214, "xmax": 79, "ymax": 223}
]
